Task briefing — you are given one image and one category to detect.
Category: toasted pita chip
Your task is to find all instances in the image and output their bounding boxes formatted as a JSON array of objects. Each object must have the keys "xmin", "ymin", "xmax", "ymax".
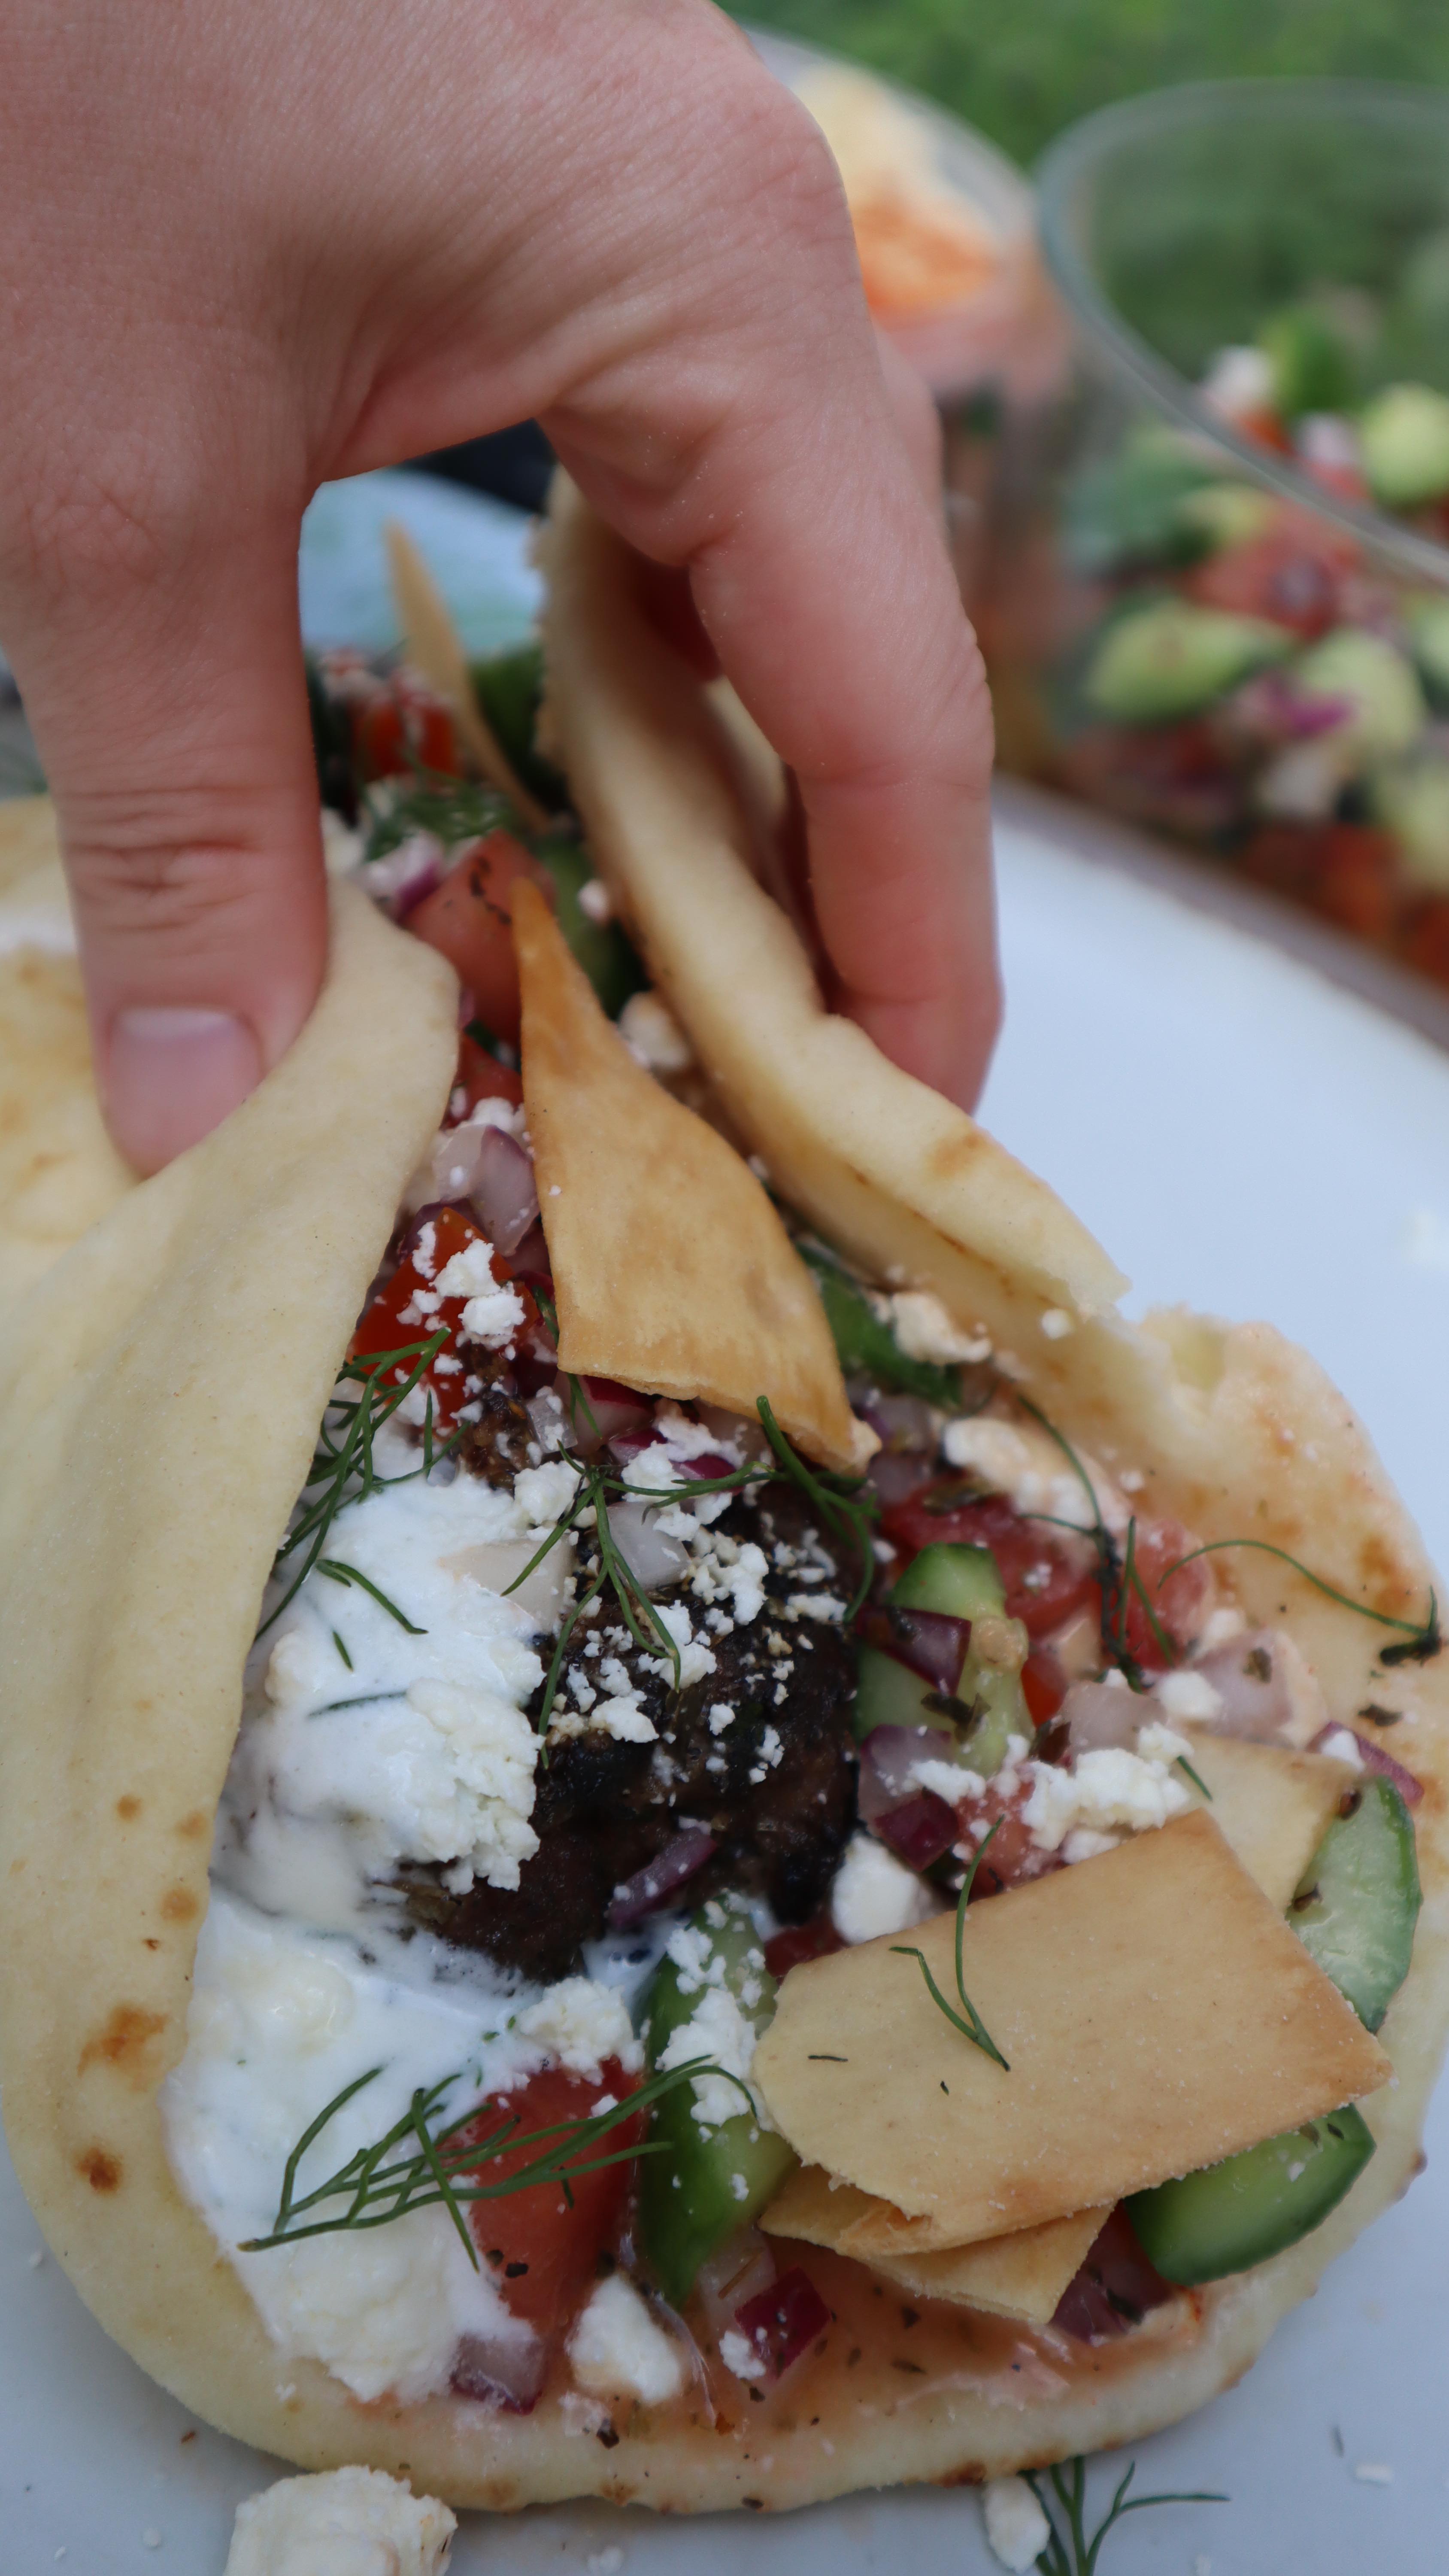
[
  {"xmin": 385, "ymin": 523, "xmax": 551, "ymax": 831},
  {"xmin": 1180, "ymin": 1732, "xmax": 1355, "ymax": 1911},
  {"xmin": 514, "ymin": 881, "xmax": 862, "ymax": 1470},
  {"xmin": 754, "ymin": 1812, "xmax": 1389, "ymax": 2251},
  {"xmin": 762, "ymin": 2165, "xmax": 1105, "ymax": 2325}
]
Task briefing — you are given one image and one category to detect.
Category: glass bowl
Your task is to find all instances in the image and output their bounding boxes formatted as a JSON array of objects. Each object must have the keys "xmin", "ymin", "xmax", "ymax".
[{"xmin": 980, "ymin": 80, "xmax": 1449, "ymax": 986}]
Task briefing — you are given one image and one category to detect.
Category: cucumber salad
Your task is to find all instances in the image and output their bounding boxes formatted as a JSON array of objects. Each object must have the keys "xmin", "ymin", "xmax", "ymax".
[{"xmin": 163, "ymin": 640, "xmax": 1425, "ymax": 2431}]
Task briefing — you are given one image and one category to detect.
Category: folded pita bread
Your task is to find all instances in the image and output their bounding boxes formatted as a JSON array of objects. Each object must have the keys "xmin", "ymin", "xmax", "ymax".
[{"xmin": 0, "ymin": 488, "xmax": 1444, "ymax": 2513}]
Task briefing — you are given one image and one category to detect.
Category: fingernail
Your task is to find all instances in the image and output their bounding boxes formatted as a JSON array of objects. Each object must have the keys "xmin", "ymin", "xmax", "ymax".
[{"xmin": 106, "ymin": 1007, "xmax": 262, "ymax": 1175}]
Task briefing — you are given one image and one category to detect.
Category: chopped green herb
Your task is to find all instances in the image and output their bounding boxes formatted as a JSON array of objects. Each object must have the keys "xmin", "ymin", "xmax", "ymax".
[
  {"xmin": 1025, "ymin": 2454, "xmax": 1225, "ymax": 2576},
  {"xmin": 1175, "ymin": 1754, "xmax": 1213, "ymax": 1800},
  {"xmin": 263, "ymin": 1330, "xmax": 461, "ymax": 1634},
  {"xmin": 756, "ymin": 1396, "xmax": 878, "ymax": 1618},
  {"xmin": 891, "ymin": 1820, "xmax": 1009, "ymax": 2071},
  {"xmin": 317, "ymin": 1558, "xmax": 425, "ymax": 1636},
  {"xmin": 332, "ymin": 1630, "xmax": 353, "ymax": 1671},
  {"xmin": 1160, "ymin": 1539, "xmax": 1440, "ymax": 1664}
]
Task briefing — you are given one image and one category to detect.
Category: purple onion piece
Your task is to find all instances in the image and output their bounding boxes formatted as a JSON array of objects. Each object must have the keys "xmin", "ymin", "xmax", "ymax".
[
  {"xmin": 867, "ymin": 1449, "xmax": 936, "ymax": 1511},
  {"xmin": 469, "ymin": 1125, "xmax": 539, "ymax": 1257},
  {"xmin": 857, "ymin": 1602, "xmax": 971, "ymax": 1692},
  {"xmin": 1050, "ymin": 2209, "xmax": 1175, "ymax": 2344},
  {"xmin": 858, "ymin": 1723, "xmax": 956, "ymax": 1817},
  {"xmin": 607, "ymin": 1828, "xmax": 718, "ymax": 1930},
  {"xmin": 1310, "ymin": 1723, "xmax": 1423, "ymax": 1806},
  {"xmin": 860, "ymin": 1392, "xmax": 940, "ymax": 1453},
  {"xmin": 733, "ymin": 2266, "xmax": 831, "ymax": 2382},
  {"xmin": 450, "ymin": 2329, "xmax": 546, "ymax": 2412},
  {"xmin": 873, "ymin": 1790, "xmax": 959, "ymax": 1871}
]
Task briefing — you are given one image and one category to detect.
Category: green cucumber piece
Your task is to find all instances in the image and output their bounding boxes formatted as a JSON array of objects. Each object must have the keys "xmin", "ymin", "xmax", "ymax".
[
  {"xmin": 1082, "ymin": 600, "xmax": 1291, "ymax": 725},
  {"xmin": 798, "ymin": 1246, "xmax": 960, "ymax": 1407},
  {"xmin": 638, "ymin": 1905, "xmax": 794, "ymax": 2310},
  {"xmin": 1127, "ymin": 2107, "xmax": 1375, "ymax": 2286},
  {"xmin": 1290, "ymin": 1777, "xmax": 1421, "ymax": 2033},
  {"xmin": 530, "ymin": 832, "xmax": 645, "ymax": 1021},
  {"xmin": 1370, "ymin": 756, "xmax": 1449, "ymax": 893},
  {"xmin": 1406, "ymin": 594, "xmax": 1449, "ymax": 703},
  {"xmin": 1258, "ymin": 304, "xmax": 1356, "ymax": 421},
  {"xmin": 1359, "ymin": 383, "xmax": 1449, "ymax": 510},
  {"xmin": 856, "ymin": 1544, "xmax": 1025, "ymax": 1776},
  {"xmin": 1290, "ymin": 628, "xmax": 1425, "ymax": 766}
]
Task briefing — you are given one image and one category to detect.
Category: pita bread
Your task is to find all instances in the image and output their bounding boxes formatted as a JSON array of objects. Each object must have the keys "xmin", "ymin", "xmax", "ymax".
[{"xmin": 0, "ymin": 489, "xmax": 1446, "ymax": 2509}]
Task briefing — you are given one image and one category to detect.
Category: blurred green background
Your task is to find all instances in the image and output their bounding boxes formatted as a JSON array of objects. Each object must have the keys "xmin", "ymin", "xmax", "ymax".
[{"xmin": 739, "ymin": 0, "xmax": 1448, "ymax": 166}]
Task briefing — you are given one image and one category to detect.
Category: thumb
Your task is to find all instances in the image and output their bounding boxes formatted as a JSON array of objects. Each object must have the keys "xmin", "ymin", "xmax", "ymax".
[{"xmin": 5, "ymin": 522, "xmax": 328, "ymax": 1175}]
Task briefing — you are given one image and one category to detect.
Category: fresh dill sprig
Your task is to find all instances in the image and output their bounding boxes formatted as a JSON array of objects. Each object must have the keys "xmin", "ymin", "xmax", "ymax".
[
  {"xmin": 1014, "ymin": 1394, "xmax": 1155, "ymax": 1690},
  {"xmin": 1160, "ymin": 1539, "xmax": 1441, "ymax": 1665},
  {"xmin": 756, "ymin": 1396, "xmax": 878, "ymax": 1618},
  {"xmin": 317, "ymin": 1558, "xmax": 424, "ymax": 1635},
  {"xmin": 891, "ymin": 1820, "xmax": 1009, "ymax": 2071},
  {"xmin": 361, "ymin": 770, "xmax": 517, "ymax": 868},
  {"xmin": 262, "ymin": 1332, "xmax": 461, "ymax": 1635},
  {"xmin": 1025, "ymin": 2454, "xmax": 1225, "ymax": 2576},
  {"xmin": 1175, "ymin": 1753, "xmax": 1212, "ymax": 1800},
  {"xmin": 240, "ymin": 2055, "xmax": 751, "ymax": 2264}
]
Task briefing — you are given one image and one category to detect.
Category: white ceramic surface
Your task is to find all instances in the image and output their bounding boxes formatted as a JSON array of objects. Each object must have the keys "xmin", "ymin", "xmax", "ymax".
[{"xmin": 5, "ymin": 799, "xmax": 1448, "ymax": 2573}]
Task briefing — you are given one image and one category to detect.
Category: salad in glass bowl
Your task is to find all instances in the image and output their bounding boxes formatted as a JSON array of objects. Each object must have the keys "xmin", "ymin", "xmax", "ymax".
[{"xmin": 982, "ymin": 82, "xmax": 1449, "ymax": 984}]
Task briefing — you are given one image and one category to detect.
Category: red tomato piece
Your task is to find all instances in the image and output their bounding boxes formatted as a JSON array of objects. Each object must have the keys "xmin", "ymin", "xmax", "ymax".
[
  {"xmin": 1113, "ymin": 1516, "xmax": 1213, "ymax": 1674},
  {"xmin": 879, "ymin": 1485, "xmax": 1097, "ymax": 1640},
  {"xmin": 451, "ymin": 1035, "xmax": 524, "ymax": 1119},
  {"xmin": 349, "ymin": 1203, "xmax": 537, "ymax": 1436},
  {"xmin": 408, "ymin": 831, "xmax": 556, "ymax": 1046},
  {"xmin": 764, "ymin": 1916, "xmax": 845, "ymax": 1979},
  {"xmin": 354, "ymin": 674, "xmax": 464, "ymax": 782},
  {"xmin": 1021, "ymin": 1646, "xmax": 1067, "ymax": 1728},
  {"xmin": 1185, "ymin": 518, "xmax": 1353, "ymax": 638},
  {"xmin": 458, "ymin": 2062, "xmax": 646, "ymax": 2342},
  {"xmin": 963, "ymin": 1777, "xmax": 1061, "ymax": 1901}
]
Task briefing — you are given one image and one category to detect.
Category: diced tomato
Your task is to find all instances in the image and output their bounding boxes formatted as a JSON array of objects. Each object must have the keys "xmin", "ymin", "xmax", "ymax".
[
  {"xmin": 1021, "ymin": 1646, "xmax": 1068, "ymax": 1727},
  {"xmin": 354, "ymin": 676, "xmax": 464, "ymax": 782},
  {"xmin": 880, "ymin": 1485, "xmax": 1097, "ymax": 1641},
  {"xmin": 407, "ymin": 831, "xmax": 556, "ymax": 1046},
  {"xmin": 1113, "ymin": 1515, "xmax": 1213, "ymax": 1674},
  {"xmin": 451, "ymin": 1034, "xmax": 524, "ymax": 1120},
  {"xmin": 1400, "ymin": 896, "xmax": 1449, "ymax": 990},
  {"xmin": 457, "ymin": 2061, "xmax": 646, "ymax": 2343},
  {"xmin": 963, "ymin": 1776, "xmax": 1061, "ymax": 1901},
  {"xmin": 1184, "ymin": 518, "xmax": 1353, "ymax": 638},
  {"xmin": 764, "ymin": 1915, "xmax": 845, "ymax": 1979},
  {"xmin": 1240, "ymin": 820, "xmax": 1398, "ymax": 943},
  {"xmin": 349, "ymin": 1203, "xmax": 538, "ymax": 1436}
]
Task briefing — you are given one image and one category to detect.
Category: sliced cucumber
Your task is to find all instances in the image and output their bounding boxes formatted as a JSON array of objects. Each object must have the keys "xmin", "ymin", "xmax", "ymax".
[
  {"xmin": 797, "ymin": 1246, "xmax": 961, "ymax": 1408},
  {"xmin": 1127, "ymin": 2107, "xmax": 1375, "ymax": 2286},
  {"xmin": 1359, "ymin": 383, "xmax": 1449, "ymax": 510},
  {"xmin": 1290, "ymin": 1777, "xmax": 1421, "ymax": 2033},
  {"xmin": 855, "ymin": 1544, "xmax": 1026, "ymax": 1776},
  {"xmin": 1290, "ymin": 628, "xmax": 1425, "ymax": 765},
  {"xmin": 1082, "ymin": 600, "xmax": 1292, "ymax": 725},
  {"xmin": 638, "ymin": 1904, "xmax": 795, "ymax": 2311}
]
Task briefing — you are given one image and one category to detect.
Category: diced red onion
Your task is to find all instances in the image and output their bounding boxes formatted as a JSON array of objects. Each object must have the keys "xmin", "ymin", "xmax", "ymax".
[
  {"xmin": 508, "ymin": 1224, "xmax": 553, "ymax": 1297},
  {"xmin": 856, "ymin": 1603, "xmax": 971, "ymax": 1693},
  {"xmin": 450, "ymin": 2329, "xmax": 545, "ymax": 2412},
  {"xmin": 858, "ymin": 1724, "xmax": 957, "ymax": 1818},
  {"xmin": 606, "ymin": 1496, "xmax": 691, "ymax": 1592},
  {"xmin": 1310, "ymin": 1723, "xmax": 1423, "ymax": 1805},
  {"xmin": 867, "ymin": 1449, "xmax": 936, "ymax": 1511},
  {"xmin": 874, "ymin": 1790, "xmax": 959, "ymax": 1870},
  {"xmin": 1190, "ymin": 1630, "xmax": 1303, "ymax": 1741},
  {"xmin": 607, "ymin": 1828, "xmax": 718, "ymax": 1929},
  {"xmin": 860, "ymin": 1392, "xmax": 940, "ymax": 1453},
  {"xmin": 695, "ymin": 2230, "xmax": 777, "ymax": 2333},
  {"xmin": 1050, "ymin": 2208, "xmax": 1174, "ymax": 2344},
  {"xmin": 733, "ymin": 2266, "xmax": 831, "ymax": 2382},
  {"xmin": 1061, "ymin": 1678, "xmax": 1141, "ymax": 1755},
  {"xmin": 467, "ymin": 1125, "xmax": 539, "ymax": 1258}
]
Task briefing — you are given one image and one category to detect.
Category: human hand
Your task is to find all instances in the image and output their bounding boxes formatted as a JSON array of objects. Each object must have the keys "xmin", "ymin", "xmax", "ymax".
[{"xmin": 0, "ymin": 0, "xmax": 997, "ymax": 1173}]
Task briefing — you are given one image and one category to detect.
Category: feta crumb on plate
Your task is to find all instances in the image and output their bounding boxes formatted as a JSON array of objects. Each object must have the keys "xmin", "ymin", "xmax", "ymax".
[
  {"xmin": 981, "ymin": 2472, "xmax": 1051, "ymax": 2572},
  {"xmin": 224, "ymin": 2466, "xmax": 455, "ymax": 2576},
  {"xmin": 568, "ymin": 2274, "xmax": 685, "ymax": 2403}
]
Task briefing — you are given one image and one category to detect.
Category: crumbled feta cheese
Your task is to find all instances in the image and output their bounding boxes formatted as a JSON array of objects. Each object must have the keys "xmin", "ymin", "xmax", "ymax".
[
  {"xmin": 1155, "ymin": 1669, "xmax": 1225, "ymax": 1724},
  {"xmin": 569, "ymin": 2275, "xmax": 685, "ymax": 2403},
  {"xmin": 224, "ymin": 2467, "xmax": 456, "ymax": 2576},
  {"xmin": 940, "ymin": 1416, "xmax": 1110, "ymax": 1534},
  {"xmin": 1061, "ymin": 1827, "xmax": 1119, "ymax": 1864},
  {"xmin": 432, "ymin": 1236, "xmax": 527, "ymax": 1348},
  {"xmin": 577, "ymin": 876, "xmax": 613, "ymax": 925},
  {"xmin": 1322, "ymin": 1726, "xmax": 1366, "ymax": 1771},
  {"xmin": 618, "ymin": 990, "xmax": 694, "ymax": 1074},
  {"xmin": 433, "ymin": 1237, "xmax": 500, "ymax": 1299},
  {"xmin": 982, "ymin": 2473, "xmax": 1052, "ymax": 2573},
  {"xmin": 909, "ymin": 1756, "xmax": 980, "ymax": 1807},
  {"xmin": 756, "ymin": 1724, "xmax": 783, "ymax": 1769},
  {"xmin": 1022, "ymin": 1743, "xmax": 1191, "ymax": 1853},
  {"xmin": 517, "ymin": 1978, "xmax": 642, "ymax": 2081},
  {"xmin": 829, "ymin": 1832, "xmax": 940, "ymax": 1944},
  {"xmin": 1199, "ymin": 1604, "xmax": 1247, "ymax": 1650},
  {"xmin": 1200, "ymin": 341, "xmax": 1275, "ymax": 420},
  {"xmin": 646, "ymin": 1598, "xmax": 717, "ymax": 1689},
  {"xmin": 1039, "ymin": 1306, "xmax": 1075, "ymax": 1340},
  {"xmin": 656, "ymin": 1982, "xmax": 763, "ymax": 2131},
  {"xmin": 785, "ymin": 1589, "xmax": 847, "ymax": 1623},
  {"xmin": 393, "ymin": 1680, "xmax": 540, "ymax": 1890},
  {"xmin": 708, "ymin": 1702, "xmax": 737, "ymax": 1737},
  {"xmin": 883, "ymin": 1289, "xmax": 991, "ymax": 1366},
  {"xmin": 513, "ymin": 1459, "xmax": 579, "ymax": 1527},
  {"xmin": 718, "ymin": 2327, "xmax": 768, "ymax": 2382},
  {"xmin": 1353, "ymin": 2462, "xmax": 1394, "ymax": 2485}
]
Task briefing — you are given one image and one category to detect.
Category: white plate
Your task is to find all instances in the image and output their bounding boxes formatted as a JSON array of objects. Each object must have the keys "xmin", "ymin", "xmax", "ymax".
[{"xmin": 6, "ymin": 788, "xmax": 1448, "ymax": 2575}]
